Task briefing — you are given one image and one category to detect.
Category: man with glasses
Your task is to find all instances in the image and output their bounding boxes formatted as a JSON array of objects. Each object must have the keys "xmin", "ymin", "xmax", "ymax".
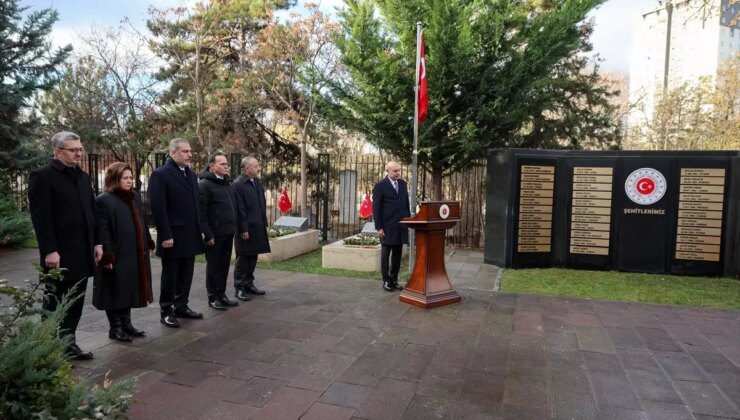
[{"xmin": 28, "ymin": 131, "xmax": 102, "ymax": 360}]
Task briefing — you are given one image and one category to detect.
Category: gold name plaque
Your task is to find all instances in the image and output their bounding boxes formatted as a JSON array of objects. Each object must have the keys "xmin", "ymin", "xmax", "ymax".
[
  {"xmin": 517, "ymin": 165, "xmax": 555, "ymax": 253},
  {"xmin": 675, "ymin": 168, "xmax": 725, "ymax": 262},
  {"xmin": 569, "ymin": 167, "xmax": 613, "ymax": 256}
]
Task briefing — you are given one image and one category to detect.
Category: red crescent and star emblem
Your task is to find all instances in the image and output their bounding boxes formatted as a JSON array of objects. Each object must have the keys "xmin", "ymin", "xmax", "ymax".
[
  {"xmin": 625, "ymin": 168, "xmax": 667, "ymax": 205},
  {"xmin": 636, "ymin": 178, "xmax": 655, "ymax": 195}
]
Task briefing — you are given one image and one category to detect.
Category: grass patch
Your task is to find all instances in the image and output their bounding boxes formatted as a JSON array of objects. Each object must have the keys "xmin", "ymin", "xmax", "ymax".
[
  {"xmin": 22, "ymin": 236, "xmax": 38, "ymax": 248},
  {"xmin": 257, "ymin": 247, "xmax": 408, "ymax": 281},
  {"xmin": 501, "ymin": 268, "xmax": 740, "ymax": 311}
]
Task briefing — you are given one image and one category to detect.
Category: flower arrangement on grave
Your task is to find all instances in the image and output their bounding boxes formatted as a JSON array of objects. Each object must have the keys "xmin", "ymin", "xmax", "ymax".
[
  {"xmin": 268, "ymin": 227, "xmax": 296, "ymax": 238},
  {"xmin": 343, "ymin": 233, "xmax": 380, "ymax": 247}
]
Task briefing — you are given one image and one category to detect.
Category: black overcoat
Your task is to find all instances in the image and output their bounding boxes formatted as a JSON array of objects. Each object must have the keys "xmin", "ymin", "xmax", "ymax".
[
  {"xmin": 198, "ymin": 170, "xmax": 237, "ymax": 240},
  {"xmin": 148, "ymin": 158, "xmax": 205, "ymax": 258},
  {"xmin": 234, "ymin": 174, "xmax": 271, "ymax": 256},
  {"xmin": 93, "ymin": 192, "xmax": 153, "ymax": 310},
  {"xmin": 28, "ymin": 159, "xmax": 97, "ymax": 283},
  {"xmin": 372, "ymin": 177, "xmax": 410, "ymax": 246}
]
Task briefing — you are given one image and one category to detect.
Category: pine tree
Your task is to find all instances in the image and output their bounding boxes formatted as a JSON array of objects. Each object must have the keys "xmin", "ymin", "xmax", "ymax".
[
  {"xmin": 327, "ymin": 0, "xmax": 619, "ymax": 198},
  {"xmin": 147, "ymin": 0, "xmax": 295, "ymax": 153},
  {"xmin": 0, "ymin": 0, "xmax": 70, "ymax": 168}
]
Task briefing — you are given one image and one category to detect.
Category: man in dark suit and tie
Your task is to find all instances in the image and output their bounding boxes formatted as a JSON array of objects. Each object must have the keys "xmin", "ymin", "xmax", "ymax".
[
  {"xmin": 372, "ymin": 161, "xmax": 410, "ymax": 292},
  {"xmin": 148, "ymin": 138, "xmax": 206, "ymax": 327},
  {"xmin": 233, "ymin": 156, "xmax": 271, "ymax": 300}
]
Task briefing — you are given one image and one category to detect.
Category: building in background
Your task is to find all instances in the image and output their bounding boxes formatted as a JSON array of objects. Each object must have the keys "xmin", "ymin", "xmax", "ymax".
[{"xmin": 627, "ymin": 0, "xmax": 739, "ymax": 146}]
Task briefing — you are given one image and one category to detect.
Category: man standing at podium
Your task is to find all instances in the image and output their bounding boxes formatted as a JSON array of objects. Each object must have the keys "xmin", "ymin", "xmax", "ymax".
[{"xmin": 373, "ymin": 161, "xmax": 410, "ymax": 292}]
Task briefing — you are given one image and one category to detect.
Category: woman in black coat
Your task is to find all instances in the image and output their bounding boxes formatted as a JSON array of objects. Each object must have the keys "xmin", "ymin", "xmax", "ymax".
[{"xmin": 94, "ymin": 162, "xmax": 154, "ymax": 342}]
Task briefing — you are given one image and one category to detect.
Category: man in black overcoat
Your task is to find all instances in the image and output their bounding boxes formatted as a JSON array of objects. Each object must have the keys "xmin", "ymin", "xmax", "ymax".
[
  {"xmin": 148, "ymin": 138, "xmax": 205, "ymax": 327},
  {"xmin": 233, "ymin": 156, "xmax": 270, "ymax": 300},
  {"xmin": 372, "ymin": 161, "xmax": 410, "ymax": 292},
  {"xmin": 199, "ymin": 153, "xmax": 240, "ymax": 309},
  {"xmin": 28, "ymin": 131, "xmax": 102, "ymax": 360}
]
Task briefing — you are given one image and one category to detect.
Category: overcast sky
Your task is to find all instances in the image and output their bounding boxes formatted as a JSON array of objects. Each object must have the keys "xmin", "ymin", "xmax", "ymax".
[{"xmin": 26, "ymin": 0, "xmax": 651, "ymax": 76}]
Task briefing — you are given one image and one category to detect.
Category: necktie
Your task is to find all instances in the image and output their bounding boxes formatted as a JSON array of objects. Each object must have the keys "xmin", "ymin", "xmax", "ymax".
[
  {"xmin": 180, "ymin": 168, "xmax": 187, "ymax": 178},
  {"xmin": 393, "ymin": 180, "xmax": 398, "ymax": 193}
]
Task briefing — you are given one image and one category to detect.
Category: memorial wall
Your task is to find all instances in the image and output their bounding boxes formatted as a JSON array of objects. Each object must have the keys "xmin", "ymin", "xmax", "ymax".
[{"xmin": 484, "ymin": 149, "xmax": 740, "ymax": 278}]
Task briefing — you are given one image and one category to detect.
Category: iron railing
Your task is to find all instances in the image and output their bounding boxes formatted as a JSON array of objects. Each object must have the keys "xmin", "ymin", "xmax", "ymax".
[{"xmin": 8, "ymin": 153, "xmax": 487, "ymax": 247}]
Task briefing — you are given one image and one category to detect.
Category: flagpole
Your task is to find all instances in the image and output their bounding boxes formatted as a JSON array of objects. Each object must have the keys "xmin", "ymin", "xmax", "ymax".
[{"xmin": 409, "ymin": 21, "xmax": 422, "ymax": 276}]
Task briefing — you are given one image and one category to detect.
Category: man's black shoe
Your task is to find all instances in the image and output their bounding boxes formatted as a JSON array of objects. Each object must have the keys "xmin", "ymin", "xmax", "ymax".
[
  {"xmin": 209, "ymin": 299, "xmax": 227, "ymax": 310},
  {"xmin": 392, "ymin": 282, "xmax": 404, "ymax": 291},
  {"xmin": 160, "ymin": 313, "xmax": 180, "ymax": 328},
  {"xmin": 235, "ymin": 290, "xmax": 251, "ymax": 301},
  {"xmin": 174, "ymin": 307, "xmax": 204, "ymax": 319},
  {"xmin": 67, "ymin": 343, "xmax": 94, "ymax": 360},
  {"xmin": 220, "ymin": 294, "xmax": 239, "ymax": 306},
  {"xmin": 382, "ymin": 281, "xmax": 395, "ymax": 292},
  {"xmin": 244, "ymin": 285, "xmax": 266, "ymax": 295}
]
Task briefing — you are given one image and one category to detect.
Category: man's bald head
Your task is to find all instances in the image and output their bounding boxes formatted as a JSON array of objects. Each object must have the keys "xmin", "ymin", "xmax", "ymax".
[{"xmin": 385, "ymin": 161, "xmax": 402, "ymax": 180}]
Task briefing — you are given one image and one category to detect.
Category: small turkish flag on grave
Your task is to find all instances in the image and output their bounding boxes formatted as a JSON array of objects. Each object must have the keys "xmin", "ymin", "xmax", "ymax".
[
  {"xmin": 278, "ymin": 188, "xmax": 292, "ymax": 214},
  {"xmin": 360, "ymin": 193, "xmax": 373, "ymax": 218}
]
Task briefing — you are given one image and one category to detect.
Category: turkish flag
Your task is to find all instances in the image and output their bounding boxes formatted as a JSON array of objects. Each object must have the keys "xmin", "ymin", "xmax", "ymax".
[
  {"xmin": 360, "ymin": 193, "xmax": 373, "ymax": 218},
  {"xmin": 278, "ymin": 187, "xmax": 292, "ymax": 214},
  {"xmin": 417, "ymin": 33, "xmax": 428, "ymax": 123}
]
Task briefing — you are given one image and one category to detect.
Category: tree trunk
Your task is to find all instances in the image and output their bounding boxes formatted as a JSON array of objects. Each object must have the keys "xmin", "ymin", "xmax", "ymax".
[
  {"xmin": 431, "ymin": 167, "xmax": 443, "ymax": 200},
  {"xmin": 299, "ymin": 103, "xmax": 315, "ymax": 218},
  {"xmin": 194, "ymin": 36, "xmax": 203, "ymax": 149},
  {"xmin": 300, "ymin": 139, "xmax": 307, "ymax": 217},
  {"xmin": 234, "ymin": 26, "xmax": 247, "ymax": 142},
  {"xmin": 134, "ymin": 159, "xmax": 143, "ymax": 191}
]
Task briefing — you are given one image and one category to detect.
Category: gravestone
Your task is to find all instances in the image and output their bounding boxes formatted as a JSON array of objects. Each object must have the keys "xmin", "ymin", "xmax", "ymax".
[
  {"xmin": 274, "ymin": 216, "xmax": 309, "ymax": 232},
  {"xmin": 361, "ymin": 222, "xmax": 378, "ymax": 236},
  {"xmin": 339, "ymin": 169, "xmax": 358, "ymax": 225}
]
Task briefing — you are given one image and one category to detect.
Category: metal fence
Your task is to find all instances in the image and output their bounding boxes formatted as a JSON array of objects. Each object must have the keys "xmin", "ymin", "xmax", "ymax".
[{"xmin": 7, "ymin": 153, "xmax": 487, "ymax": 248}]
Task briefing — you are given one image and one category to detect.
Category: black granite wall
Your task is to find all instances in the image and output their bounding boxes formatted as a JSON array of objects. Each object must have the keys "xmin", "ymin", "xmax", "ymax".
[{"xmin": 484, "ymin": 149, "xmax": 740, "ymax": 278}]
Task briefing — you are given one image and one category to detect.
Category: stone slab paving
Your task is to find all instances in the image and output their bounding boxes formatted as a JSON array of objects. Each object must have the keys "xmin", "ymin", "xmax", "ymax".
[{"xmin": 1, "ymin": 248, "xmax": 739, "ymax": 419}]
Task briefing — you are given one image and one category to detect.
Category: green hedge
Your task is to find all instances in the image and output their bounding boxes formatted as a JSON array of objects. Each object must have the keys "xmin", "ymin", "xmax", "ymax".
[
  {"xmin": 0, "ymin": 181, "xmax": 32, "ymax": 247},
  {"xmin": 0, "ymin": 268, "xmax": 135, "ymax": 418}
]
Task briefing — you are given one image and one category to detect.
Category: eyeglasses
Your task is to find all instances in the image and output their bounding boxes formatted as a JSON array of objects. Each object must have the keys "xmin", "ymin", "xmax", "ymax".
[{"xmin": 58, "ymin": 147, "xmax": 85, "ymax": 154}]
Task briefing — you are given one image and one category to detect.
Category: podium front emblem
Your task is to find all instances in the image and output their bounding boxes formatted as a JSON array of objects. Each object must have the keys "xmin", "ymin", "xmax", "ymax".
[{"xmin": 439, "ymin": 204, "xmax": 450, "ymax": 219}]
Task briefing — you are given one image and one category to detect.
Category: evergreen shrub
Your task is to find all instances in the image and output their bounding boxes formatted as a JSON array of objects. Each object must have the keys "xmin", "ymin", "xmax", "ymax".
[{"xmin": 0, "ymin": 267, "xmax": 135, "ymax": 419}]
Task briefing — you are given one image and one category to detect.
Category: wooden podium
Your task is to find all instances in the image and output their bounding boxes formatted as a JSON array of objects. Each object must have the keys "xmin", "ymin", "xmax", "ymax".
[{"xmin": 399, "ymin": 201, "xmax": 462, "ymax": 308}]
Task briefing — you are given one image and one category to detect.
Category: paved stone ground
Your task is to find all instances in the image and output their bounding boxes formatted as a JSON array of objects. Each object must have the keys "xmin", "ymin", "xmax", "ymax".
[{"xmin": 1, "ymin": 248, "xmax": 739, "ymax": 420}]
